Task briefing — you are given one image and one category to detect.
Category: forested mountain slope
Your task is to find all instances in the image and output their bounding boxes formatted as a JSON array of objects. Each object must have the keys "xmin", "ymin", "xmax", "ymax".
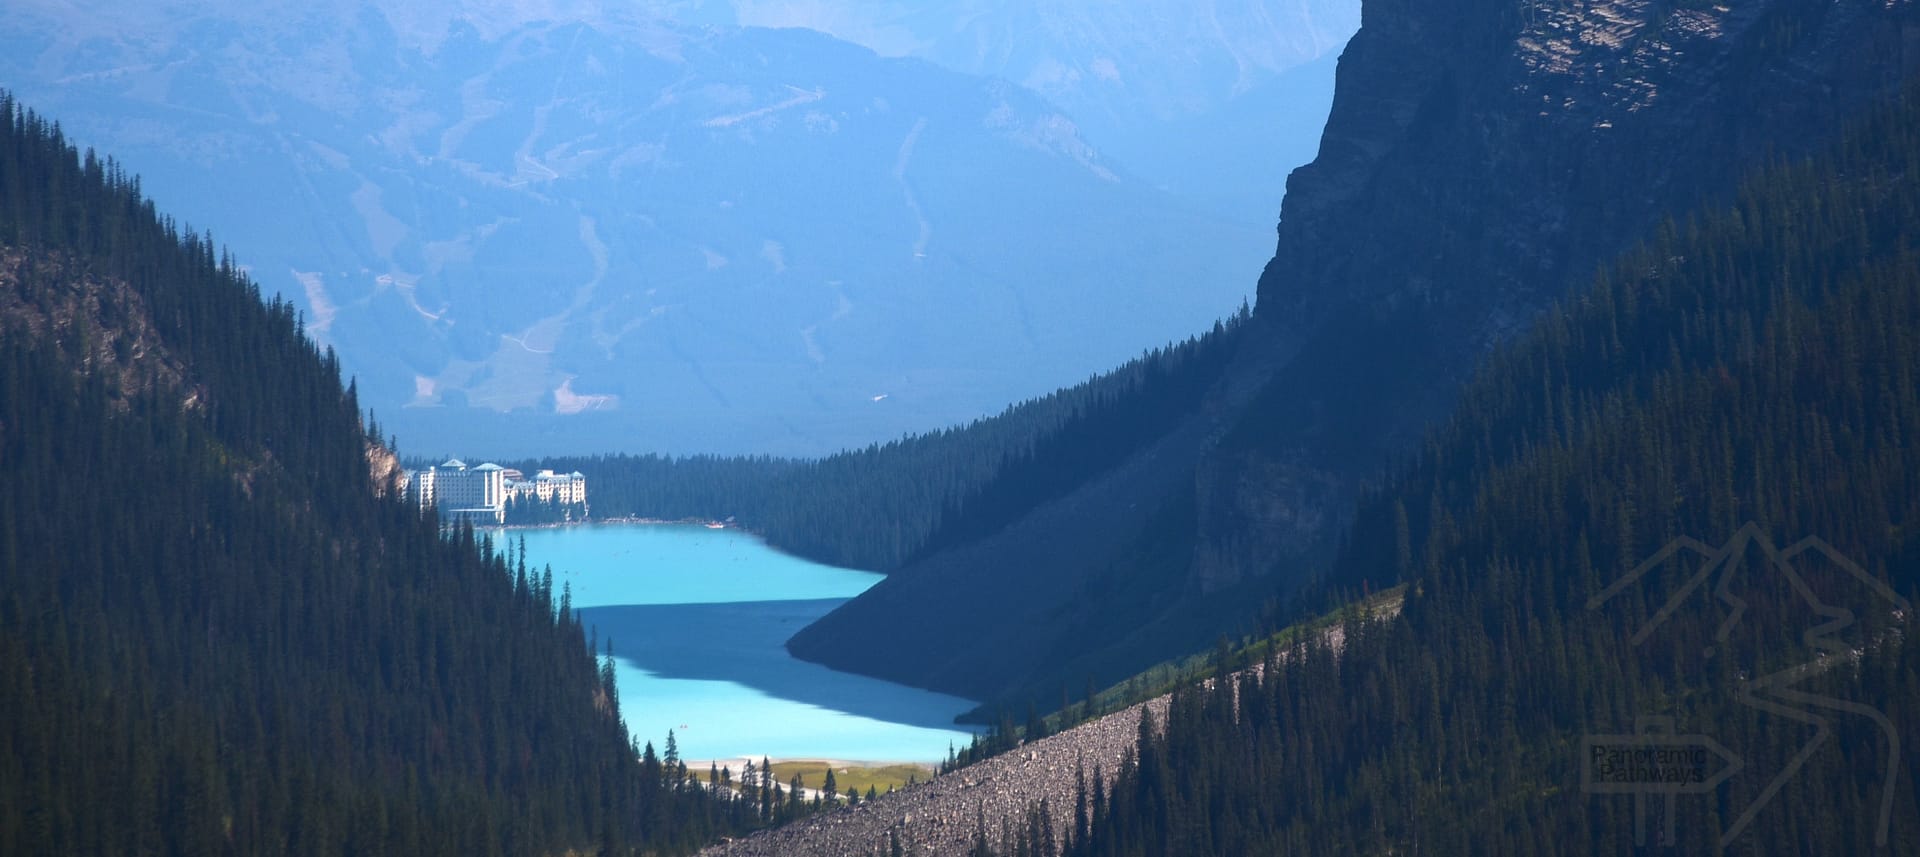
[
  {"xmin": 681, "ymin": 78, "xmax": 1920, "ymax": 857},
  {"xmin": 521, "ymin": 311, "xmax": 1246, "ymax": 571},
  {"xmin": 0, "ymin": 94, "xmax": 741, "ymax": 855},
  {"xmin": 1054, "ymin": 81, "xmax": 1920, "ymax": 857},
  {"xmin": 788, "ymin": 0, "xmax": 1920, "ymax": 717}
]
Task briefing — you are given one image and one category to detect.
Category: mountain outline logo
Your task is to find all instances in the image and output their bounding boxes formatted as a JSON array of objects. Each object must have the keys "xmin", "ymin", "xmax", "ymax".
[{"xmin": 1584, "ymin": 522, "xmax": 1910, "ymax": 847}]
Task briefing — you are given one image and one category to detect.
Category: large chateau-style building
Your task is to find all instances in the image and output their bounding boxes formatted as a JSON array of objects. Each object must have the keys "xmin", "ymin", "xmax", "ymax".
[{"xmin": 401, "ymin": 459, "xmax": 586, "ymax": 524}]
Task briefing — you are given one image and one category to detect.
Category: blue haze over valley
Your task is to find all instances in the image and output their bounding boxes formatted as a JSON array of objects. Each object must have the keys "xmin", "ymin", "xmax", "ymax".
[{"xmin": 0, "ymin": 0, "xmax": 1355, "ymax": 456}]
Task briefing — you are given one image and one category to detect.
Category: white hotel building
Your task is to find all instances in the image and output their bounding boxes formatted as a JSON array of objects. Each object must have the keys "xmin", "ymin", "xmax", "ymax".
[
  {"xmin": 401, "ymin": 459, "xmax": 583, "ymax": 524},
  {"xmin": 503, "ymin": 468, "xmax": 588, "ymax": 506}
]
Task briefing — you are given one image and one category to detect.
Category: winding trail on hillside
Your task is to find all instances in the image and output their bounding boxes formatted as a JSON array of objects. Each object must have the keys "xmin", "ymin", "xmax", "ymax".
[{"xmin": 894, "ymin": 117, "xmax": 933, "ymax": 260}]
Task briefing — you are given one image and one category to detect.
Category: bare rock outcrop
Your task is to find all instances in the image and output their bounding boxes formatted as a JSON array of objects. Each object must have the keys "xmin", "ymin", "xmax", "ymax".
[{"xmin": 701, "ymin": 695, "xmax": 1166, "ymax": 857}]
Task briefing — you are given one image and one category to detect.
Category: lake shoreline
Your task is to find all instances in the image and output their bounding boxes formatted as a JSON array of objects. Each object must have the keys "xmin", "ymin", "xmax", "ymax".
[
  {"xmin": 489, "ymin": 515, "xmax": 733, "ymax": 532},
  {"xmin": 688, "ymin": 758, "xmax": 942, "ymax": 798},
  {"xmin": 511, "ymin": 522, "xmax": 976, "ymax": 762},
  {"xmin": 685, "ymin": 757, "xmax": 938, "ymax": 772}
]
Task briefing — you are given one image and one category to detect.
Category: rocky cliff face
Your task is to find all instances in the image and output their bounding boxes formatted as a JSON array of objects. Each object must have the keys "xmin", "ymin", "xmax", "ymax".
[
  {"xmin": 1195, "ymin": 0, "xmax": 1920, "ymax": 594},
  {"xmin": 1265, "ymin": 0, "xmax": 1918, "ymax": 326},
  {"xmin": 365, "ymin": 439, "xmax": 403, "ymax": 497},
  {"xmin": 792, "ymin": 0, "xmax": 1920, "ymax": 710},
  {"xmin": 0, "ymin": 249, "xmax": 191, "ymax": 411}
]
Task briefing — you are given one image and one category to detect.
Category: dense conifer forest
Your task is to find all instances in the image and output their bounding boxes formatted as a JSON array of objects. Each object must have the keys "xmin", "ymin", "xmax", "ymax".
[
  {"xmin": 9, "ymin": 17, "xmax": 1918, "ymax": 851},
  {"xmin": 963, "ymin": 84, "xmax": 1920, "ymax": 856},
  {"xmin": 502, "ymin": 494, "xmax": 589, "ymax": 526},
  {"xmin": 0, "ymin": 92, "xmax": 807, "ymax": 854},
  {"xmin": 517, "ymin": 311, "xmax": 1247, "ymax": 571}
]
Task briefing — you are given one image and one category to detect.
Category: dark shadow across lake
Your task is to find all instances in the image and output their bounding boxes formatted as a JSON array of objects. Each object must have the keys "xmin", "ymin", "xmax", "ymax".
[
  {"xmin": 577, "ymin": 599, "xmax": 972, "ymax": 735},
  {"xmin": 503, "ymin": 523, "xmax": 980, "ymax": 761}
]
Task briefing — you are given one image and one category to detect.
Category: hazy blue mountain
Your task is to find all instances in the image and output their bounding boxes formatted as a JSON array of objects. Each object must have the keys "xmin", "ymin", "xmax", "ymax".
[
  {"xmin": 0, "ymin": 0, "xmax": 1347, "ymax": 456},
  {"xmin": 716, "ymin": 0, "xmax": 1357, "ymax": 222}
]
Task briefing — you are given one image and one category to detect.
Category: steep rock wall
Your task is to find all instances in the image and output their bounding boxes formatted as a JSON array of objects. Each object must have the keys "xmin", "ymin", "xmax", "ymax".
[{"xmin": 792, "ymin": 0, "xmax": 1920, "ymax": 711}]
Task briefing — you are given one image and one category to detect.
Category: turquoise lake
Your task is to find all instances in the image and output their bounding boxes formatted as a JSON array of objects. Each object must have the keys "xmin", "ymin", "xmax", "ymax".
[{"xmin": 494, "ymin": 523, "xmax": 982, "ymax": 763}]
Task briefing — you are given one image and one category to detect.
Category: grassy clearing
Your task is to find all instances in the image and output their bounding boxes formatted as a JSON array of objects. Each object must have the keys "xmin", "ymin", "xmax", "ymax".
[{"xmin": 765, "ymin": 761, "xmax": 934, "ymax": 796}]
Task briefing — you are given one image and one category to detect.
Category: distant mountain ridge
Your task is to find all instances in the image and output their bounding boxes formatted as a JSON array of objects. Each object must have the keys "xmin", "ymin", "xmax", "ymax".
[
  {"xmin": 0, "ymin": 0, "xmax": 1349, "ymax": 456},
  {"xmin": 720, "ymin": 0, "xmax": 1357, "ymax": 217}
]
